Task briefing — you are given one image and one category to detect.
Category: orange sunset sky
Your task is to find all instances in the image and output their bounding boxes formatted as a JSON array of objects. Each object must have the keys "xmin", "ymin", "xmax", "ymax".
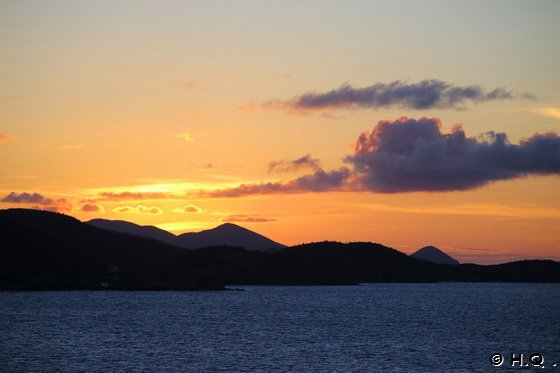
[{"xmin": 1, "ymin": 1, "xmax": 559, "ymax": 264}]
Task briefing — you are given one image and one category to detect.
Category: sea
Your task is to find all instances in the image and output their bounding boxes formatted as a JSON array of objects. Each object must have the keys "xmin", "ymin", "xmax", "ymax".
[{"xmin": 1, "ymin": 283, "xmax": 559, "ymax": 372}]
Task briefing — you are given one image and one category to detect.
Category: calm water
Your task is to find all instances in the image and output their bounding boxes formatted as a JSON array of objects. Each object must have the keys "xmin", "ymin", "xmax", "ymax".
[{"xmin": 1, "ymin": 283, "xmax": 559, "ymax": 372}]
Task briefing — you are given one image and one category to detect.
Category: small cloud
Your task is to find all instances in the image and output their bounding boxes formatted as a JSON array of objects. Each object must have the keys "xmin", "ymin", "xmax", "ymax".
[
  {"xmin": 61, "ymin": 144, "xmax": 85, "ymax": 150},
  {"xmin": 222, "ymin": 214, "xmax": 277, "ymax": 223},
  {"xmin": 113, "ymin": 206, "xmax": 134, "ymax": 213},
  {"xmin": 80, "ymin": 203, "xmax": 105, "ymax": 213},
  {"xmin": 269, "ymin": 154, "xmax": 321, "ymax": 173},
  {"xmin": 1, "ymin": 191, "xmax": 71, "ymax": 212},
  {"xmin": 177, "ymin": 131, "xmax": 194, "ymax": 142},
  {"xmin": 0, "ymin": 134, "xmax": 16, "ymax": 144},
  {"xmin": 184, "ymin": 80, "xmax": 198, "ymax": 90},
  {"xmin": 2, "ymin": 192, "xmax": 52, "ymax": 204},
  {"xmin": 527, "ymin": 107, "xmax": 560, "ymax": 120},
  {"xmin": 173, "ymin": 204, "xmax": 202, "ymax": 214},
  {"xmin": 113, "ymin": 205, "xmax": 163, "ymax": 215}
]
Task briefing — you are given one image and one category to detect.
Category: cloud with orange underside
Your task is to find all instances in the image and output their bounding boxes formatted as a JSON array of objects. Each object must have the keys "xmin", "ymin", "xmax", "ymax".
[
  {"xmin": 222, "ymin": 214, "xmax": 277, "ymax": 223},
  {"xmin": 173, "ymin": 204, "xmax": 202, "ymax": 214},
  {"xmin": 113, "ymin": 205, "xmax": 163, "ymax": 215},
  {"xmin": 97, "ymin": 191, "xmax": 172, "ymax": 201},
  {"xmin": 80, "ymin": 203, "xmax": 105, "ymax": 213}
]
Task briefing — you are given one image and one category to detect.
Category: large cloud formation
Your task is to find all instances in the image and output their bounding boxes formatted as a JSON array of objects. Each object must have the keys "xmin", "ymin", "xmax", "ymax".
[
  {"xmin": 348, "ymin": 117, "xmax": 560, "ymax": 192},
  {"xmin": 239, "ymin": 80, "xmax": 531, "ymax": 113},
  {"xmin": 206, "ymin": 117, "xmax": 560, "ymax": 196}
]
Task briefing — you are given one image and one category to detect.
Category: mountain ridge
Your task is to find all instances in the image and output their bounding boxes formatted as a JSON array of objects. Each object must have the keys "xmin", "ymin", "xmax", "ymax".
[{"xmin": 86, "ymin": 219, "xmax": 286, "ymax": 251}]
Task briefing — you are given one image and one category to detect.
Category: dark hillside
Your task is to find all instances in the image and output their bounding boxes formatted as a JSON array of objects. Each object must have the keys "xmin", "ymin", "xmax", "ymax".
[{"xmin": 0, "ymin": 209, "xmax": 223, "ymax": 290}]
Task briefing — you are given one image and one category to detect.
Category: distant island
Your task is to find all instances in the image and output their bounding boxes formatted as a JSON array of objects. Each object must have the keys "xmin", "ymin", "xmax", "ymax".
[{"xmin": 1, "ymin": 208, "xmax": 559, "ymax": 290}]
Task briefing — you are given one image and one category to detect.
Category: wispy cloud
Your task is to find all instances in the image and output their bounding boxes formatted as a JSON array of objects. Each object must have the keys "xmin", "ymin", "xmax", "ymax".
[
  {"xmin": 222, "ymin": 214, "xmax": 277, "ymax": 223},
  {"xmin": 0, "ymin": 134, "xmax": 16, "ymax": 144},
  {"xmin": 113, "ymin": 205, "xmax": 163, "ymax": 215},
  {"xmin": 239, "ymin": 80, "xmax": 532, "ymax": 114},
  {"xmin": 268, "ymin": 154, "xmax": 321, "ymax": 173}
]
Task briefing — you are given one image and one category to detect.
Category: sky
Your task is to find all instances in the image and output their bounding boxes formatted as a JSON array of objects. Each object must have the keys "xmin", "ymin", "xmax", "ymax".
[{"xmin": 1, "ymin": 0, "xmax": 559, "ymax": 264}]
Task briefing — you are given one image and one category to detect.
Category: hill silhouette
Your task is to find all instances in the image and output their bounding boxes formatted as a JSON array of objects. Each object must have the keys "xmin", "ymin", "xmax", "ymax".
[
  {"xmin": 411, "ymin": 246, "xmax": 459, "ymax": 265},
  {"xmin": 1, "ymin": 209, "xmax": 559, "ymax": 290},
  {"xmin": 0, "ymin": 209, "xmax": 223, "ymax": 290},
  {"xmin": 176, "ymin": 223, "xmax": 285, "ymax": 251},
  {"xmin": 87, "ymin": 218, "xmax": 177, "ymax": 245},
  {"xmin": 86, "ymin": 219, "xmax": 285, "ymax": 251}
]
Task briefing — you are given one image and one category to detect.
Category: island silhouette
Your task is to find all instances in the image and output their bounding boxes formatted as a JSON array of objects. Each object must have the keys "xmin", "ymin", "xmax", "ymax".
[{"xmin": 1, "ymin": 208, "xmax": 559, "ymax": 290}]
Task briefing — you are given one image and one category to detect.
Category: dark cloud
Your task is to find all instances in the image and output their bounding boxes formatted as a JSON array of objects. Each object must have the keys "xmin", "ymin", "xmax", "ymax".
[
  {"xmin": 240, "ymin": 80, "xmax": 530, "ymax": 113},
  {"xmin": 268, "ymin": 154, "xmax": 321, "ymax": 173},
  {"xmin": 1, "ymin": 191, "xmax": 71, "ymax": 212},
  {"xmin": 347, "ymin": 117, "xmax": 560, "ymax": 192},
  {"xmin": 222, "ymin": 214, "xmax": 277, "ymax": 223},
  {"xmin": 2, "ymin": 192, "xmax": 53, "ymax": 204},
  {"xmin": 205, "ymin": 168, "xmax": 352, "ymax": 197},
  {"xmin": 204, "ymin": 117, "xmax": 560, "ymax": 196}
]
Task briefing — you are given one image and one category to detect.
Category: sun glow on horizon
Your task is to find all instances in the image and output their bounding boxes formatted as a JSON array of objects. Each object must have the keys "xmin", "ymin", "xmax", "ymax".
[{"xmin": 1, "ymin": 0, "xmax": 559, "ymax": 265}]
